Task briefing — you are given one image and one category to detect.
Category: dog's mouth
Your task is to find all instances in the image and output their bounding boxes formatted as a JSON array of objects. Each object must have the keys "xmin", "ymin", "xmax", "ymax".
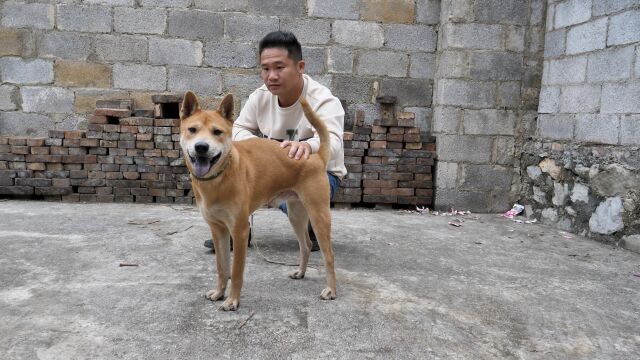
[{"xmin": 189, "ymin": 152, "xmax": 221, "ymax": 178}]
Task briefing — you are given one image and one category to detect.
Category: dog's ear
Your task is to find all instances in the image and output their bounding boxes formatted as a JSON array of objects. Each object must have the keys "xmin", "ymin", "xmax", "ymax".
[
  {"xmin": 218, "ymin": 94, "xmax": 234, "ymax": 122},
  {"xmin": 180, "ymin": 91, "xmax": 200, "ymax": 120}
]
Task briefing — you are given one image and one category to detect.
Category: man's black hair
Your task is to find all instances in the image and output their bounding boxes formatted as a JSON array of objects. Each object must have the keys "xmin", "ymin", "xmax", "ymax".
[{"xmin": 259, "ymin": 31, "xmax": 303, "ymax": 62}]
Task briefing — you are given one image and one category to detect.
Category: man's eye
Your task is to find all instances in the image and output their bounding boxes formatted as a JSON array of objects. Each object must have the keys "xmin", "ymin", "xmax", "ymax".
[
  {"xmin": 188, "ymin": 127, "xmax": 197, "ymax": 134},
  {"xmin": 213, "ymin": 129, "xmax": 223, "ymax": 136}
]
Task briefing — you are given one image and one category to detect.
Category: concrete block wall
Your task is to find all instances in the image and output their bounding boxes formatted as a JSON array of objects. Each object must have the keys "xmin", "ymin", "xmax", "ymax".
[
  {"xmin": 431, "ymin": 0, "xmax": 545, "ymax": 212},
  {"xmin": 0, "ymin": 0, "xmax": 440, "ymax": 138},
  {"xmin": 522, "ymin": 0, "xmax": 640, "ymax": 244}
]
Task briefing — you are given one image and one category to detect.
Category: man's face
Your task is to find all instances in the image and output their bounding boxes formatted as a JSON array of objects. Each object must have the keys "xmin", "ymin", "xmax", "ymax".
[{"xmin": 260, "ymin": 47, "xmax": 304, "ymax": 98}]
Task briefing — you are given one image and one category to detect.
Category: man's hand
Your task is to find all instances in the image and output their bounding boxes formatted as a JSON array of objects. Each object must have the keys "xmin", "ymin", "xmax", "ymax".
[{"xmin": 280, "ymin": 140, "xmax": 311, "ymax": 160}]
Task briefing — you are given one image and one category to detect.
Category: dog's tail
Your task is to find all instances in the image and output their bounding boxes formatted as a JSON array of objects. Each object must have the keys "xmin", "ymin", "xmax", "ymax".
[{"xmin": 300, "ymin": 97, "xmax": 330, "ymax": 166}]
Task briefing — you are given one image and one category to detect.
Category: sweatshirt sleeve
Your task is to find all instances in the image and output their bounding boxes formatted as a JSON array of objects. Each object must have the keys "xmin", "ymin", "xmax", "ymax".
[
  {"xmin": 304, "ymin": 97, "xmax": 344, "ymax": 158},
  {"xmin": 232, "ymin": 93, "xmax": 260, "ymax": 141}
]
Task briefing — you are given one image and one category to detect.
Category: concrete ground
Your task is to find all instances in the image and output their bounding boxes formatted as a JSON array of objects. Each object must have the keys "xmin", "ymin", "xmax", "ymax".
[{"xmin": 0, "ymin": 200, "xmax": 638, "ymax": 359}]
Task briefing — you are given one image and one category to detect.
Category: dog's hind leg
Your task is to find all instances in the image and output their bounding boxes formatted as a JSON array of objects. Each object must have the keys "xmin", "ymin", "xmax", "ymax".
[
  {"xmin": 220, "ymin": 218, "xmax": 251, "ymax": 311},
  {"xmin": 286, "ymin": 200, "xmax": 311, "ymax": 279},
  {"xmin": 206, "ymin": 221, "xmax": 231, "ymax": 301},
  {"xmin": 299, "ymin": 185, "xmax": 336, "ymax": 300}
]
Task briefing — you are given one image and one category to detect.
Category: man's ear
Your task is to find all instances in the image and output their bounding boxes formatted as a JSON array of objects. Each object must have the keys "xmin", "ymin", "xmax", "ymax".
[
  {"xmin": 297, "ymin": 59, "xmax": 305, "ymax": 74},
  {"xmin": 180, "ymin": 91, "xmax": 200, "ymax": 120},
  {"xmin": 218, "ymin": 94, "xmax": 234, "ymax": 122}
]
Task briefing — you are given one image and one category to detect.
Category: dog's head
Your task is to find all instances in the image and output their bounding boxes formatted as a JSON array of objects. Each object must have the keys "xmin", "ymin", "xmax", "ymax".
[{"xmin": 179, "ymin": 91, "xmax": 234, "ymax": 179}]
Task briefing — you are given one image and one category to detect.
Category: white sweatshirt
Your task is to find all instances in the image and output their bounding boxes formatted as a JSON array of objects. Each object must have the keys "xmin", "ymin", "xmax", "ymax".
[{"xmin": 232, "ymin": 74, "xmax": 347, "ymax": 178}]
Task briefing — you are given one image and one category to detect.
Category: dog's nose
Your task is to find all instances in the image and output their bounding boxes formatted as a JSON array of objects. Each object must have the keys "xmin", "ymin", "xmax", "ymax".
[{"xmin": 194, "ymin": 142, "xmax": 209, "ymax": 154}]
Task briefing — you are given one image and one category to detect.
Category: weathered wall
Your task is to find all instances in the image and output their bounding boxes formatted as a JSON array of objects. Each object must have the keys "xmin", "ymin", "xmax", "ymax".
[
  {"xmin": 0, "ymin": 0, "xmax": 439, "ymax": 137},
  {"xmin": 522, "ymin": 0, "xmax": 640, "ymax": 245},
  {"xmin": 431, "ymin": 0, "xmax": 545, "ymax": 212}
]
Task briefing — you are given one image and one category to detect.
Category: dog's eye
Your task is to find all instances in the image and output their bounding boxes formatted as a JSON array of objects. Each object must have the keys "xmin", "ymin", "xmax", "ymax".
[
  {"xmin": 213, "ymin": 129, "xmax": 223, "ymax": 136},
  {"xmin": 188, "ymin": 127, "xmax": 197, "ymax": 134}
]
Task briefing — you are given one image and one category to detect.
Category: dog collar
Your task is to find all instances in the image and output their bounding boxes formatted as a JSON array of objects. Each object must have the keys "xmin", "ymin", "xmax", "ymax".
[{"xmin": 191, "ymin": 152, "xmax": 232, "ymax": 182}]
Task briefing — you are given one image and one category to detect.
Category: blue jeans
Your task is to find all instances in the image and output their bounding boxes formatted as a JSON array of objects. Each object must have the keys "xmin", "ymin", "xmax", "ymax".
[{"xmin": 278, "ymin": 172, "xmax": 340, "ymax": 215}]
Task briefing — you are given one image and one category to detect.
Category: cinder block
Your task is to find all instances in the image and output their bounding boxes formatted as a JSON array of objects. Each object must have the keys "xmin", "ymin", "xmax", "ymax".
[
  {"xmin": 474, "ymin": 0, "xmax": 528, "ymax": 25},
  {"xmin": 386, "ymin": 24, "xmax": 437, "ymax": 52},
  {"xmin": 470, "ymin": 51, "xmax": 522, "ymax": 81},
  {"xmin": 0, "ymin": 58, "xmax": 53, "ymax": 85},
  {"xmin": 308, "ymin": 0, "xmax": 358, "ymax": 19},
  {"xmin": 593, "ymin": 0, "xmax": 638, "ymax": 16},
  {"xmin": 416, "ymin": 0, "xmax": 440, "ymax": 24},
  {"xmin": 409, "ymin": 53, "xmax": 435, "ymax": 80},
  {"xmin": 432, "ymin": 106, "xmax": 460, "ymax": 134},
  {"xmin": 601, "ymin": 81, "xmax": 640, "ymax": 113},
  {"xmin": 435, "ymin": 79, "xmax": 495, "ymax": 108},
  {"xmin": 463, "ymin": 109, "xmax": 516, "ymax": 136},
  {"xmin": 55, "ymin": 61, "xmax": 111, "ymax": 88},
  {"xmin": 149, "ymin": 37, "xmax": 202, "ymax": 66},
  {"xmin": 506, "ymin": 25, "xmax": 526, "ymax": 52},
  {"xmin": 620, "ymin": 115, "xmax": 640, "ymax": 145},
  {"xmin": 436, "ymin": 51, "xmax": 469, "ymax": 78},
  {"xmin": 544, "ymin": 29, "xmax": 566, "ymax": 58},
  {"xmin": 168, "ymin": 9, "xmax": 223, "ymax": 40},
  {"xmin": 114, "ymin": 8, "xmax": 167, "ymax": 35},
  {"xmin": 333, "ymin": 20, "xmax": 384, "ymax": 48},
  {"xmin": 21, "ymin": 87, "xmax": 74, "ymax": 113},
  {"xmin": 357, "ymin": 51, "xmax": 408, "ymax": 77},
  {"xmin": 0, "ymin": 28, "xmax": 23, "ymax": 57},
  {"xmin": 546, "ymin": 56, "xmax": 587, "ymax": 85},
  {"xmin": 575, "ymin": 114, "xmax": 620, "ymax": 145},
  {"xmin": 566, "ymin": 18, "xmax": 607, "ymax": 55},
  {"xmin": 280, "ymin": 18, "xmax": 331, "ymax": 45},
  {"xmin": 84, "ymin": 0, "xmax": 134, "ymax": 5},
  {"xmin": 141, "ymin": 0, "xmax": 190, "ymax": 7},
  {"xmin": 225, "ymin": 14, "xmax": 278, "ymax": 42},
  {"xmin": 1, "ymin": 2, "xmax": 54, "ymax": 29},
  {"xmin": 607, "ymin": 10, "xmax": 640, "ymax": 46},
  {"xmin": 494, "ymin": 136, "xmax": 515, "ymax": 165},
  {"xmin": 461, "ymin": 164, "xmax": 512, "ymax": 190},
  {"xmin": 203, "ymin": 41, "xmax": 256, "ymax": 68},
  {"xmin": 0, "ymin": 85, "xmax": 18, "ymax": 111},
  {"xmin": 379, "ymin": 78, "xmax": 431, "ymax": 107},
  {"xmin": 537, "ymin": 114, "xmax": 575, "ymax": 140},
  {"xmin": 168, "ymin": 66, "xmax": 221, "ymax": 96},
  {"xmin": 194, "ymin": 0, "xmax": 248, "ymax": 11},
  {"xmin": 247, "ymin": 0, "xmax": 305, "ymax": 16},
  {"xmin": 587, "ymin": 46, "xmax": 635, "ymax": 83},
  {"xmin": 301, "ymin": 47, "xmax": 326, "ymax": 75},
  {"xmin": 538, "ymin": 86, "xmax": 560, "ymax": 113},
  {"xmin": 434, "ymin": 189, "xmax": 490, "ymax": 212},
  {"xmin": 222, "ymin": 73, "xmax": 263, "ymax": 99},
  {"xmin": 436, "ymin": 135, "xmax": 492, "ymax": 163},
  {"xmin": 332, "ymin": 76, "xmax": 374, "ymax": 103},
  {"xmin": 360, "ymin": 0, "xmax": 414, "ymax": 23},
  {"xmin": 498, "ymin": 81, "xmax": 521, "ymax": 109},
  {"xmin": 57, "ymin": 5, "xmax": 111, "ymax": 33},
  {"xmin": 327, "ymin": 47, "xmax": 353, "ymax": 74},
  {"xmin": 95, "ymin": 34, "xmax": 147, "ymax": 62},
  {"xmin": 441, "ymin": 23, "xmax": 502, "ymax": 50},
  {"xmin": 113, "ymin": 64, "xmax": 166, "ymax": 91},
  {"xmin": 559, "ymin": 84, "xmax": 601, "ymax": 113},
  {"xmin": 554, "ymin": 0, "xmax": 591, "ymax": 29},
  {"xmin": 39, "ymin": 31, "xmax": 92, "ymax": 61}
]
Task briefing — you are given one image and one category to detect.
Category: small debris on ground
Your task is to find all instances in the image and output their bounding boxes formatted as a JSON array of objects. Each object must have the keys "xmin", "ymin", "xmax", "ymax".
[
  {"xmin": 448, "ymin": 219, "xmax": 463, "ymax": 227},
  {"xmin": 502, "ymin": 204, "xmax": 525, "ymax": 219},
  {"xmin": 119, "ymin": 263, "xmax": 139, "ymax": 267},
  {"xmin": 166, "ymin": 225, "xmax": 193, "ymax": 235},
  {"xmin": 127, "ymin": 219, "xmax": 160, "ymax": 225}
]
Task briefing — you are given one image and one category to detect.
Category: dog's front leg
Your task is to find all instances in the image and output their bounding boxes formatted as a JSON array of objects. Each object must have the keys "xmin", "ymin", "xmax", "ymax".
[
  {"xmin": 205, "ymin": 221, "xmax": 230, "ymax": 302},
  {"xmin": 219, "ymin": 220, "xmax": 250, "ymax": 311}
]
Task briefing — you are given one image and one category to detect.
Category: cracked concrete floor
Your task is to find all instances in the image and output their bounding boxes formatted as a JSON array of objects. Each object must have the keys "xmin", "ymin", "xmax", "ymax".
[{"xmin": 0, "ymin": 200, "xmax": 639, "ymax": 359}]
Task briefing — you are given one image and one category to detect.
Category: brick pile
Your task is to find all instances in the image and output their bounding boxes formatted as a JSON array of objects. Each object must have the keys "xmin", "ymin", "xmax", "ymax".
[
  {"xmin": 0, "ymin": 95, "xmax": 193, "ymax": 204},
  {"xmin": 0, "ymin": 94, "xmax": 435, "ymax": 208},
  {"xmin": 332, "ymin": 96, "xmax": 436, "ymax": 207}
]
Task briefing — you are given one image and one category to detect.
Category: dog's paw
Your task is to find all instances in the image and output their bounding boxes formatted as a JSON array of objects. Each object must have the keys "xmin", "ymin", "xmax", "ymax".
[
  {"xmin": 320, "ymin": 287, "xmax": 336, "ymax": 300},
  {"xmin": 219, "ymin": 298, "xmax": 239, "ymax": 311},
  {"xmin": 205, "ymin": 289, "xmax": 225, "ymax": 301},
  {"xmin": 288, "ymin": 270, "xmax": 305, "ymax": 279}
]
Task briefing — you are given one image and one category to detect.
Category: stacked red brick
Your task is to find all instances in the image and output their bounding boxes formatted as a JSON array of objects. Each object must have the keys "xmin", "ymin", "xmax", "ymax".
[
  {"xmin": 0, "ymin": 95, "xmax": 193, "ymax": 204},
  {"xmin": 332, "ymin": 111, "xmax": 369, "ymax": 204},
  {"xmin": 362, "ymin": 97, "xmax": 435, "ymax": 206}
]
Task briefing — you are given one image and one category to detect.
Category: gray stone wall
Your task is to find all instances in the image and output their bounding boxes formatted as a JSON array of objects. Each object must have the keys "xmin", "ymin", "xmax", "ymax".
[
  {"xmin": 522, "ymin": 0, "xmax": 640, "ymax": 245},
  {"xmin": 0, "ymin": 0, "xmax": 440, "ymax": 137},
  {"xmin": 432, "ymin": 0, "xmax": 545, "ymax": 212}
]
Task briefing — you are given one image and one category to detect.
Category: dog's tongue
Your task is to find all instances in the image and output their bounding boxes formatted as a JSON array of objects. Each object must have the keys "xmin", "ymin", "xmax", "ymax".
[{"xmin": 193, "ymin": 157, "xmax": 211, "ymax": 178}]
